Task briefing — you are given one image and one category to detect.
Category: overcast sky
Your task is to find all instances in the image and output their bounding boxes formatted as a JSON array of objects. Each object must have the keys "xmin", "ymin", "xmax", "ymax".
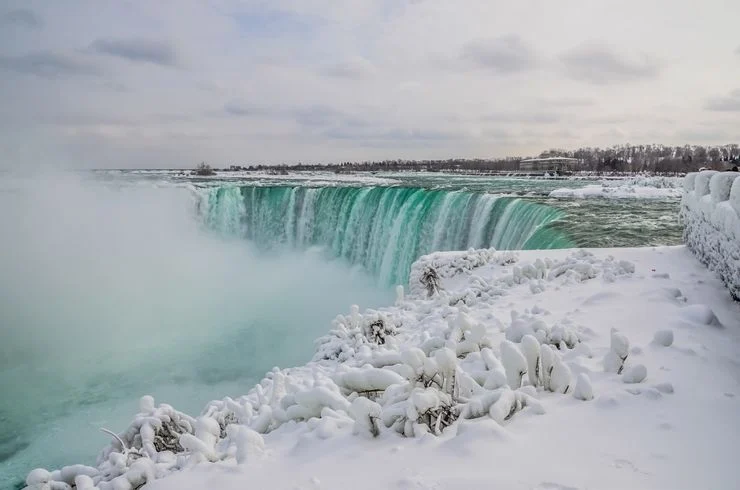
[{"xmin": 1, "ymin": 0, "xmax": 740, "ymax": 168}]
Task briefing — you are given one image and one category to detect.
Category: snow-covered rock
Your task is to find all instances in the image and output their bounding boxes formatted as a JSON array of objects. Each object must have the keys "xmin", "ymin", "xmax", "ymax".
[
  {"xmin": 622, "ymin": 364, "xmax": 648, "ymax": 384},
  {"xmin": 653, "ymin": 329, "xmax": 674, "ymax": 347}
]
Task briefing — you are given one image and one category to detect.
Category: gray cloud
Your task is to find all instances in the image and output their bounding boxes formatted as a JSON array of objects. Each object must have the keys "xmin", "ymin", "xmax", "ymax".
[
  {"xmin": 322, "ymin": 57, "xmax": 375, "ymax": 79},
  {"xmin": 324, "ymin": 126, "xmax": 460, "ymax": 146},
  {"xmin": 89, "ymin": 38, "xmax": 179, "ymax": 67},
  {"xmin": 483, "ymin": 111, "xmax": 560, "ymax": 124},
  {"xmin": 736, "ymin": 45, "xmax": 740, "ymax": 55},
  {"xmin": 293, "ymin": 105, "xmax": 369, "ymax": 128},
  {"xmin": 223, "ymin": 100, "xmax": 268, "ymax": 117},
  {"xmin": 560, "ymin": 42, "xmax": 659, "ymax": 84},
  {"xmin": 675, "ymin": 126, "xmax": 733, "ymax": 143},
  {"xmin": 461, "ymin": 35, "xmax": 538, "ymax": 73},
  {"xmin": 538, "ymin": 97, "xmax": 594, "ymax": 108},
  {"xmin": 705, "ymin": 89, "xmax": 740, "ymax": 112},
  {"xmin": 0, "ymin": 51, "xmax": 98, "ymax": 78},
  {"xmin": 2, "ymin": 8, "xmax": 42, "ymax": 28}
]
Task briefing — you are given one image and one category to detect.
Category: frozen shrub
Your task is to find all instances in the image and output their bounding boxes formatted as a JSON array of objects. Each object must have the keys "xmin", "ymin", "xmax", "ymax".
[{"xmin": 573, "ymin": 373, "xmax": 594, "ymax": 401}]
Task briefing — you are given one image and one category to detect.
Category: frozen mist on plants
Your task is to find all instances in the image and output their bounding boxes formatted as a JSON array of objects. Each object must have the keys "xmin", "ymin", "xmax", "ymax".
[{"xmin": 0, "ymin": 173, "xmax": 392, "ymax": 487}]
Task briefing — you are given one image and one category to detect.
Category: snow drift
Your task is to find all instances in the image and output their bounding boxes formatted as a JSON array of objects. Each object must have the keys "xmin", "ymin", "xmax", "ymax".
[{"xmin": 680, "ymin": 171, "xmax": 740, "ymax": 299}]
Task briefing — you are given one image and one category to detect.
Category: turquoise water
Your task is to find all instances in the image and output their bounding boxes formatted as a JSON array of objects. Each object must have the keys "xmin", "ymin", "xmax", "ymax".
[{"xmin": 200, "ymin": 186, "xmax": 573, "ymax": 286}]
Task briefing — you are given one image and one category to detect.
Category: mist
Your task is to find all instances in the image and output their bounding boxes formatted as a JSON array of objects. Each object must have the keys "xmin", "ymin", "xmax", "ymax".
[{"xmin": 0, "ymin": 172, "xmax": 392, "ymax": 481}]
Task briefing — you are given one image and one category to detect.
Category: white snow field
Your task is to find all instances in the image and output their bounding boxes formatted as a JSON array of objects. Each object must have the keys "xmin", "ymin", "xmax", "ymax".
[{"xmin": 22, "ymin": 242, "xmax": 740, "ymax": 490}]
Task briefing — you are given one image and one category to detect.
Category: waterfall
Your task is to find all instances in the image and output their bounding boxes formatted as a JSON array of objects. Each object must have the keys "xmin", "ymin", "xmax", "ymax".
[{"xmin": 198, "ymin": 186, "xmax": 573, "ymax": 285}]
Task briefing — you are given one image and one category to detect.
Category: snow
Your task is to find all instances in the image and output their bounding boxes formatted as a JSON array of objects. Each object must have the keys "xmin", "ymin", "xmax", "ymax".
[
  {"xmin": 21, "ymin": 245, "xmax": 740, "ymax": 490},
  {"xmin": 549, "ymin": 176, "xmax": 682, "ymax": 199},
  {"xmin": 549, "ymin": 185, "xmax": 681, "ymax": 199},
  {"xmin": 652, "ymin": 329, "xmax": 674, "ymax": 347},
  {"xmin": 680, "ymin": 170, "xmax": 740, "ymax": 299}
]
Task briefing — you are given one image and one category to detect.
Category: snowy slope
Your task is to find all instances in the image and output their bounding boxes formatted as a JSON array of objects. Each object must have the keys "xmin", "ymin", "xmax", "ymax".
[{"xmin": 22, "ymin": 245, "xmax": 740, "ymax": 490}]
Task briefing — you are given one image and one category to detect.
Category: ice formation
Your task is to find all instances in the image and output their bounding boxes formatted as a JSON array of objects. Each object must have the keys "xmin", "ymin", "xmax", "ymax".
[{"xmin": 681, "ymin": 170, "xmax": 740, "ymax": 299}]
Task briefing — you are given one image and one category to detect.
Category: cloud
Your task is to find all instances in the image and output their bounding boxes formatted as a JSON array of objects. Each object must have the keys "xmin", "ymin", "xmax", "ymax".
[
  {"xmin": 559, "ymin": 42, "xmax": 659, "ymax": 84},
  {"xmin": 223, "ymin": 101, "xmax": 267, "ymax": 117},
  {"xmin": 1, "ymin": 8, "xmax": 42, "ymax": 28},
  {"xmin": 324, "ymin": 126, "xmax": 460, "ymax": 146},
  {"xmin": 292, "ymin": 105, "xmax": 370, "ymax": 128},
  {"xmin": 0, "ymin": 51, "xmax": 98, "ymax": 78},
  {"xmin": 483, "ymin": 111, "xmax": 560, "ymax": 124},
  {"xmin": 461, "ymin": 35, "xmax": 538, "ymax": 73},
  {"xmin": 538, "ymin": 97, "xmax": 594, "ymax": 108},
  {"xmin": 89, "ymin": 38, "xmax": 179, "ymax": 67},
  {"xmin": 322, "ymin": 57, "xmax": 376, "ymax": 79},
  {"xmin": 705, "ymin": 89, "xmax": 740, "ymax": 112}
]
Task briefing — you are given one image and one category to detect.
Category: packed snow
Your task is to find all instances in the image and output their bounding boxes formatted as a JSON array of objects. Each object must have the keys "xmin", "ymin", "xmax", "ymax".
[
  {"xmin": 21, "ymin": 242, "xmax": 740, "ymax": 490},
  {"xmin": 681, "ymin": 170, "xmax": 740, "ymax": 299}
]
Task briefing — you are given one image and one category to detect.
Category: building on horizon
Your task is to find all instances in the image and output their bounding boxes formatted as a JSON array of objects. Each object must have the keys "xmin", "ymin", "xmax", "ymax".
[{"xmin": 518, "ymin": 157, "xmax": 581, "ymax": 173}]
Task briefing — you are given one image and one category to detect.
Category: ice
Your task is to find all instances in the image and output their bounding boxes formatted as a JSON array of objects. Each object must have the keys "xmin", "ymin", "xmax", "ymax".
[
  {"xmin": 549, "ymin": 179, "xmax": 682, "ymax": 199},
  {"xmin": 681, "ymin": 171, "xmax": 740, "ymax": 299}
]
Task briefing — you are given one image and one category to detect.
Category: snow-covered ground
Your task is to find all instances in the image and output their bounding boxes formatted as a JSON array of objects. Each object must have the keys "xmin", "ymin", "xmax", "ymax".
[
  {"xmin": 549, "ymin": 177, "xmax": 682, "ymax": 199},
  {"xmin": 23, "ymin": 245, "xmax": 740, "ymax": 490}
]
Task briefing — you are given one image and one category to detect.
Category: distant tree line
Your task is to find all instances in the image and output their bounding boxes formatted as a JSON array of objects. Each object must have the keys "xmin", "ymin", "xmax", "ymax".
[{"xmin": 217, "ymin": 143, "xmax": 739, "ymax": 175}]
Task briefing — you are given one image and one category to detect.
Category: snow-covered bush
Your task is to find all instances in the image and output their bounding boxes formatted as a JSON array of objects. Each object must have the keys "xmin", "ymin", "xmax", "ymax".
[
  {"xmin": 603, "ymin": 329, "xmax": 630, "ymax": 374},
  {"xmin": 314, "ymin": 306, "xmax": 400, "ymax": 361}
]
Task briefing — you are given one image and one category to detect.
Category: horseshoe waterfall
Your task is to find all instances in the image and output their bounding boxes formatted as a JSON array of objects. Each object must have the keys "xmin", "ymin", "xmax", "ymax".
[{"xmin": 198, "ymin": 186, "xmax": 573, "ymax": 285}]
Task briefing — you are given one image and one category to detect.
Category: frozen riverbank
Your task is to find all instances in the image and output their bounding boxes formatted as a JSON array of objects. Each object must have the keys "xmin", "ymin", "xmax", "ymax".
[{"xmin": 22, "ymin": 245, "xmax": 740, "ymax": 490}]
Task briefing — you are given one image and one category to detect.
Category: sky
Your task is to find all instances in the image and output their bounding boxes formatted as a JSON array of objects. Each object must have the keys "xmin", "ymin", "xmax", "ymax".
[{"xmin": 1, "ymin": 0, "xmax": 740, "ymax": 168}]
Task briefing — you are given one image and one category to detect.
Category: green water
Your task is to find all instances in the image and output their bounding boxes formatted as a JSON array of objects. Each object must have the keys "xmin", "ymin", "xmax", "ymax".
[{"xmin": 200, "ymin": 185, "xmax": 571, "ymax": 285}]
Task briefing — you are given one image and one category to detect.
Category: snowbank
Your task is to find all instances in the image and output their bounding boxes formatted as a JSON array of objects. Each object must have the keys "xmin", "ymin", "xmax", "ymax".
[
  {"xmin": 20, "ymin": 247, "xmax": 740, "ymax": 490},
  {"xmin": 680, "ymin": 171, "xmax": 740, "ymax": 299}
]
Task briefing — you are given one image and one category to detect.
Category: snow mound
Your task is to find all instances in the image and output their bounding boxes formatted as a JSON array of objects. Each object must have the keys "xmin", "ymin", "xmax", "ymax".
[{"xmin": 680, "ymin": 171, "xmax": 740, "ymax": 299}]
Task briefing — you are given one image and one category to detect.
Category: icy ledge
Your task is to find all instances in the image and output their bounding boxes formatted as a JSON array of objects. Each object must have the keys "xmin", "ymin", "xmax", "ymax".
[
  {"xmin": 22, "ymin": 247, "xmax": 740, "ymax": 490},
  {"xmin": 681, "ymin": 171, "xmax": 740, "ymax": 299}
]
